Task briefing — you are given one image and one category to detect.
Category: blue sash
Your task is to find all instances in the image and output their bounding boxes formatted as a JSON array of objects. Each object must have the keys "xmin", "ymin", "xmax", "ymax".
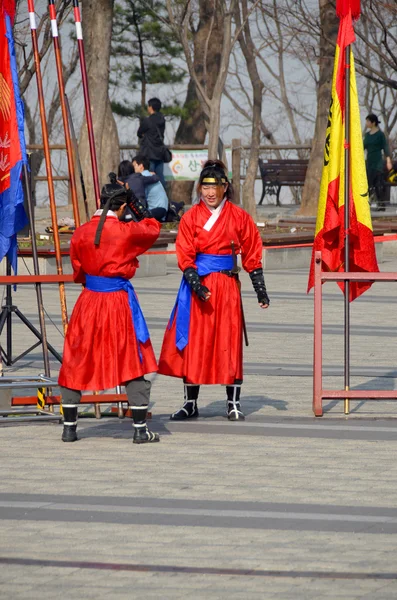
[
  {"xmin": 85, "ymin": 275, "xmax": 150, "ymax": 360},
  {"xmin": 169, "ymin": 253, "xmax": 234, "ymax": 351}
]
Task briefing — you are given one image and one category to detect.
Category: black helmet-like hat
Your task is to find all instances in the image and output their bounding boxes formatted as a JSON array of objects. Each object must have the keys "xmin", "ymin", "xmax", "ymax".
[
  {"xmin": 198, "ymin": 160, "xmax": 229, "ymax": 186},
  {"xmin": 94, "ymin": 173, "xmax": 130, "ymax": 246}
]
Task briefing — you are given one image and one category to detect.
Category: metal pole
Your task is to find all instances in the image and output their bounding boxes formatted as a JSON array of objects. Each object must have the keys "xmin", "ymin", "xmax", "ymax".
[
  {"xmin": 23, "ymin": 163, "xmax": 51, "ymax": 379},
  {"xmin": 47, "ymin": 0, "xmax": 80, "ymax": 228},
  {"xmin": 65, "ymin": 94, "xmax": 90, "ymax": 222},
  {"xmin": 27, "ymin": 0, "xmax": 68, "ymax": 334},
  {"xmin": 116, "ymin": 385, "xmax": 124, "ymax": 419},
  {"xmin": 71, "ymin": 0, "xmax": 101, "ymax": 209},
  {"xmin": 6, "ymin": 260, "xmax": 12, "ymax": 362},
  {"xmin": 344, "ymin": 45, "xmax": 351, "ymax": 415},
  {"xmin": 313, "ymin": 251, "xmax": 323, "ymax": 417}
]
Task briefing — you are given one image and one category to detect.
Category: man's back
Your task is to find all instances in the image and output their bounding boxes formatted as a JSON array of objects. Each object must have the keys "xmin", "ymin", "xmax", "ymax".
[
  {"xmin": 142, "ymin": 169, "xmax": 168, "ymax": 212},
  {"xmin": 138, "ymin": 112, "xmax": 165, "ymax": 161}
]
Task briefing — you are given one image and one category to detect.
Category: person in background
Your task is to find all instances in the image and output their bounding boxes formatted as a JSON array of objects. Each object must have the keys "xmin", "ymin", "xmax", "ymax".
[
  {"xmin": 364, "ymin": 113, "xmax": 393, "ymax": 211},
  {"xmin": 117, "ymin": 159, "xmax": 159, "ymax": 204},
  {"xmin": 132, "ymin": 154, "xmax": 168, "ymax": 223},
  {"xmin": 137, "ymin": 97, "xmax": 167, "ymax": 189}
]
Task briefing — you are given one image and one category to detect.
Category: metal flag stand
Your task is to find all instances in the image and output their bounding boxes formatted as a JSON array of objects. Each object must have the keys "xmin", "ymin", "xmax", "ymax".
[
  {"xmin": 0, "ymin": 375, "xmax": 60, "ymax": 423},
  {"xmin": 0, "ymin": 164, "xmax": 62, "ymax": 366},
  {"xmin": 0, "ymin": 165, "xmax": 61, "ymax": 424}
]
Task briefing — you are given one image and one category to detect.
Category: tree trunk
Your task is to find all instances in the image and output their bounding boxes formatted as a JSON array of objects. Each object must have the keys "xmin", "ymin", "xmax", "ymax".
[
  {"xmin": 78, "ymin": 0, "xmax": 119, "ymax": 217},
  {"xmin": 170, "ymin": 80, "xmax": 207, "ymax": 203},
  {"xmin": 207, "ymin": 101, "xmax": 221, "ymax": 159},
  {"xmin": 300, "ymin": 0, "xmax": 338, "ymax": 215},
  {"xmin": 236, "ymin": 0, "xmax": 262, "ymax": 221},
  {"xmin": 170, "ymin": 0, "xmax": 224, "ymax": 204}
]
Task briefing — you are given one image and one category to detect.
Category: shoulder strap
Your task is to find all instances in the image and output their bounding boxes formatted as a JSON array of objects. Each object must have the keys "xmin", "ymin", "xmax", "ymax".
[{"xmin": 155, "ymin": 124, "xmax": 165, "ymax": 143}]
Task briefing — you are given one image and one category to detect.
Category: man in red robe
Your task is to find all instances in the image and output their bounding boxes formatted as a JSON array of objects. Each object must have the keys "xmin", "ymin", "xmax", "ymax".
[
  {"xmin": 158, "ymin": 160, "xmax": 270, "ymax": 421},
  {"xmin": 58, "ymin": 175, "xmax": 161, "ymax": 444}
]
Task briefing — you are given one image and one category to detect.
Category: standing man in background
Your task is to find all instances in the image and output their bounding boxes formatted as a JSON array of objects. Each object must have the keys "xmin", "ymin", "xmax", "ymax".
[{"xmin": 138, "ymin": 98, "xmax": 168, "ymax": 190}]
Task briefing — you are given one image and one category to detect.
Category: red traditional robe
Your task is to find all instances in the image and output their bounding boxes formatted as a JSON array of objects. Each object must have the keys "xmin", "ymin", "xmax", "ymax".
[
  {"xmin": 58, "ymin": 213, "xmax": 161, "ymax": 391},
  {"xmin": 158, "ymin": 199, "xmax": 263, "ymax": 384}
]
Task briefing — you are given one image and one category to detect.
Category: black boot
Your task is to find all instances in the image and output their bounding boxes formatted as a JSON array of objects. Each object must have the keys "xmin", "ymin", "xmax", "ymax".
[
  {"xmin": 170, "ymin": 385, "xmax": 200, "ymax": 420},
  {"xmin": 131, "ymin": 405, "xmax": 160, "ymax": 444},
  {"xmin": 61, "ymin": 405, "xmax": 78, "ymax": 442},
  {"xmin": 226, "ymin": 385, "xmax": 245, "ymax": 421}
]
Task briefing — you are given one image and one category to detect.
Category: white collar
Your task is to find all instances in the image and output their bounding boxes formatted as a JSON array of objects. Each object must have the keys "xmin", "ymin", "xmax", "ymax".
[
  {"xmin": 202, "ymin": 198, "xmax": 227, "ymax": 231},
  {"xmin": 94, "ymin": 209, "xmax": 118, "ymax": 218}
]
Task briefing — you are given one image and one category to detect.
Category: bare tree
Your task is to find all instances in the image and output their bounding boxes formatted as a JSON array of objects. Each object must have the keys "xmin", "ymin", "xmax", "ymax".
[
  {"xmin": 170, "ymin": 0, "xmax": 224, "ymax": 203},
  {"xmin": 234, "ymin": 0, "xmax": 264, "ymax": 220},
  {"xmin": 355, "ymin": 1, "xmax": 397, "ymax": 93},
  {"xmin": 300, "ymin": 0, "xmax": 338, "ymax": 215},
  {"xmin": 354, "ymin": 1, "xmax": 397, "ymax": 143},
  {"xmin": 167, "ymin": 0, "xmax": 240, "ymax": 159},
  {"xmin": 224, "ymin": 0, "xmax": 317, "ymax": 207}
]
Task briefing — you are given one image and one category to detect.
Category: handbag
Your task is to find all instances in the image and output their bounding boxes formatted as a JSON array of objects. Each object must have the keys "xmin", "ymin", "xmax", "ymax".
[{"xmin": 162, "ymin": 146, "xmax": 173, "ymax": 163}]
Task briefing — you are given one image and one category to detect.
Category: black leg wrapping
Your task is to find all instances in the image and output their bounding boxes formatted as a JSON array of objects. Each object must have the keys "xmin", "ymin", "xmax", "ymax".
[
  {"xmin": 60, "ymin": 386, "xmax": 81, "ymax": 443},
  {"xmin": 126, "ymin": 378, "xmax": 160, "ymax": 444},
  {"xmin": 226, "ymin": 383, "xmax": 245, "ymax": 421},
  {"xmin": 170, "ymin": 384, "xmax": 200, "ymax": 421}
]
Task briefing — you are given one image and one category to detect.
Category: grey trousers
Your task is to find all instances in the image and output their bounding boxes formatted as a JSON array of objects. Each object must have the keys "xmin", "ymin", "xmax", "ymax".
[{"xmin": 60, "ymin": 377, "xmax": 151, "ymax": 407}]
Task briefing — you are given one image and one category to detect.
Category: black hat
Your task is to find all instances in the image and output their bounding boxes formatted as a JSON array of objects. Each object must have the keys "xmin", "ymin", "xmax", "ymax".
[
  {"xmin": 94, "ymin": 173, "xmax": 129, "ymax": 246},
  {"xmin": 198, "ymin": 160, "xmax": 228, "ymax": 186}
]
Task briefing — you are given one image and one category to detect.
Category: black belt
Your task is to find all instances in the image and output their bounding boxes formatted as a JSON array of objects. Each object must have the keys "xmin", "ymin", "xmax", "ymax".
[{"xmin": 219, "ymin": 269, "xmax": 239, "ymax": 278}]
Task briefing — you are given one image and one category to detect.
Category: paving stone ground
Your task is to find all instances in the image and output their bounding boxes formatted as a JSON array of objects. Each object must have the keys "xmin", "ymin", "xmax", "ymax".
[{"xmin": 1, "ymin": 251, "xmax": 397, "ymax": 599}]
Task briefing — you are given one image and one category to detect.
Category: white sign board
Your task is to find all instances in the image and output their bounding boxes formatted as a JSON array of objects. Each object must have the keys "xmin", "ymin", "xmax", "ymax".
[{"xmin": 164, "ymin": 149, "xmax": 232, "ymax": 181}]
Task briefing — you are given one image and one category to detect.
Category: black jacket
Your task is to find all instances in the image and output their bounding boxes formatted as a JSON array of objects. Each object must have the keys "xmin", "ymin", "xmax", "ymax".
[
  {"xmin": 120, "ymin": 172, "xmax": 159, "ymax": 202},
  {"xmin": 137, "ymin": 112, "xmax": 166, "ymax": 161}
]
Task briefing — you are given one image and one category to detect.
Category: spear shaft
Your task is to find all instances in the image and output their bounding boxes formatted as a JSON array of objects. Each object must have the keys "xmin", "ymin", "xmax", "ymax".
[
  {"xmin": 71, "ymin": 0, "xmax": 101, "ymax": 209},
  {"xmin": 27, "ymin": 0, "xmax": 68, "ymax": 333},
  {"xmin": 47, "ymin": 0, "xmax": 80, "ymax": 228}
]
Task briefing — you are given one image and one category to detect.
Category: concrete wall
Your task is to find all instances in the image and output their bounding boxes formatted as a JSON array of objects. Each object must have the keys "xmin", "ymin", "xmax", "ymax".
[{"xmin": 3, "ymin": 241, "xmax": 386, "ymax": 278}]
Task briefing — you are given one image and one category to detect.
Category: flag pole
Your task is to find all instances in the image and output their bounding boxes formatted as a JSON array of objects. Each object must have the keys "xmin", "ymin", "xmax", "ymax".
[
  {"xmin": 65, "ymin": 93, "xmax": 90, "ymax": 222},
  {"xmin": 71, "ymin": 0, "xmax": 101, "ymax": 209},
  {"xmin": 47, "ymin": 0, "xmax": 80, "ymax": 228},
  {"xmin": 344, "ymin": 44, "xmax": 351, "ymax": 415},
  {"xmin": 27, "ymin": 0, "xmax": 68, "ymax": 333}
]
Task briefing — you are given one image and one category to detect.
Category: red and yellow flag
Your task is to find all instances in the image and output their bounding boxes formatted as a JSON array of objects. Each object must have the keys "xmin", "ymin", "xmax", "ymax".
[{"xmin": 307, "ymin": 2, "xmax": 378, "ymax": 301}]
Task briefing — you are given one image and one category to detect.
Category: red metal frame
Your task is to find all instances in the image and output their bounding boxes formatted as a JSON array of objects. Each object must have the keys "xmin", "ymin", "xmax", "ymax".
[
  {"xmin": 11, "ymin": 394, "xmax": 127, "ymax": 406},
  {"xmin": 0, "ymin": 275, "xmax": 74, "ymax": 284},
  {"xmin": 313, "ymin": 250, "xmax": 397, "ymax": 416}
]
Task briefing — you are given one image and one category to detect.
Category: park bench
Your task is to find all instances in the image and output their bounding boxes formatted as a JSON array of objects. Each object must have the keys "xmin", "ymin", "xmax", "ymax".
[{"xmin": 258, "ymin": 158, "xmax": 309, "ymax": 206}]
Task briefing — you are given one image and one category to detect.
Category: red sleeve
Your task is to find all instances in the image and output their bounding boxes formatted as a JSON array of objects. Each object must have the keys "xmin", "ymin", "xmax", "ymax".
[
  {"xmin": 239, "ymin": 211, "xmax": 263, "ymax": 273},
  {"xmin": 176, "ymin": 212, "xmax": 197, "ymax": 271},
  {"xmin": 127, "ymin": 218, "xmax": 162, "ymax": 255},
  {"xmin": 70, "ymin": 233, "xmax": 86, "ymax": 284}
]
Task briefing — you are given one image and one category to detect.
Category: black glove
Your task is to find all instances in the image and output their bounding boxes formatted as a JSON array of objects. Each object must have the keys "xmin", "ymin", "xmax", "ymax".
[
  {"xmin": 126, "ymin": 189, "xmax": 152, "ymax": 221},
  {"xmin": 249, "ymin": 268, "xmax": 270, "ymax": 306},
  {"xmin": 184, "ymin": 267, "xmax": 210, "ymax": 302}
]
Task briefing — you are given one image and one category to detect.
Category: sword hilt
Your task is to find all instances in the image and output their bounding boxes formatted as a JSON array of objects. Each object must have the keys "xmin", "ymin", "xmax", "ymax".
[{"xmin": 231, "ymin": 240, "xmax": 240, "ymax": 275}]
